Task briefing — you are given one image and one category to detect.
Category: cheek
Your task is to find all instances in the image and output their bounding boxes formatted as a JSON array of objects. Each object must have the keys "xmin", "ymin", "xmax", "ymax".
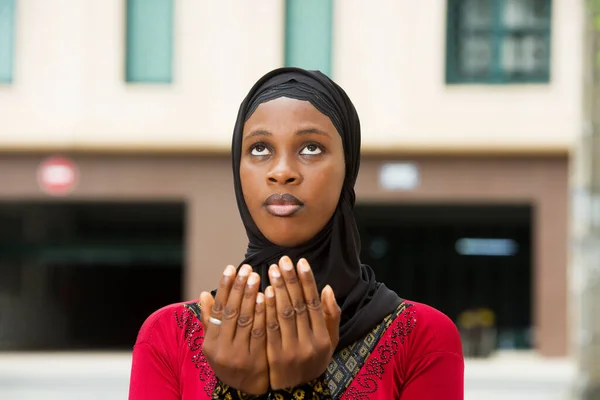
[
  {"xmin": 239, "ymin": 164, "xmax": 261, "ymax": 206},
  {"xmin": 315, "ymin": 165, "xmax": 345, "ymax": 209}
]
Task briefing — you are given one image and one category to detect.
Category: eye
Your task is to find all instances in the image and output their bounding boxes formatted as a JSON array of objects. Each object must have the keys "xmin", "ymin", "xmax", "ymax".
[
  {"xmin": 300, "ymin": 143, "xmax": 323, "ymax": 156},
  {"xmin": 250, "ymin": 143, "xmax": 271, "ymax": 156}
]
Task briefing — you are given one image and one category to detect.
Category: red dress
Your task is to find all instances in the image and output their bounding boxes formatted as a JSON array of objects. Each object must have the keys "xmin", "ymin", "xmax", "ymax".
[{"xmin": 128, "ymin": 300, "xmax": 464, "ymax": 399}]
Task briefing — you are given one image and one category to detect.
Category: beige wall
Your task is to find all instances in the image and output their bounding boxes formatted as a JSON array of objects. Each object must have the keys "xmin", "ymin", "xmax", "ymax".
[
  {"xmin": 0, "ymin": 0, "xmax": 583, "ymax": 153},
  {"xmin": 0, "ymin": 0, "xmax": 284, "ymax": 149},
  {"xmin": 333, "ymin": 0, "xmax": 583, "ymax": 152}
]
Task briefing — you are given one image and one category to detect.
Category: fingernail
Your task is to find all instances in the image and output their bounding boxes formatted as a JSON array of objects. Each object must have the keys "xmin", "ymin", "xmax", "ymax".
[
  {"xmin": 239, "ymin": 265, "xmax": 251, "ymax": 277},
  {"xmin": 224, "ymin": 265, "xmax": 235, "ymax": 277},
  {"xmin": 270, "ymin": 265, "xmax": 280, "ymax": 279},
  {"xmin": 265, "ymin": 286, "xmax": 274, "ymax": 298},
  {"xmin": 256, "ymin": 293, "xmax": 265, "ymax": 304},
  {"xmin": 247, "ymin": 273, "xmax": 258, "ymax": 286},
  {"xmin": 281, "ymin": 256, "xmax": 293, "ymax": 271},
  {"xmin": 299, "ymin": 258, "xmax": 310, "ymax": 273}
]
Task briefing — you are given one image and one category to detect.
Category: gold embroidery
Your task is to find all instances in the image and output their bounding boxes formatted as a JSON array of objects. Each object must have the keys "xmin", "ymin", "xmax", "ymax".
[
  {"xmin": 325, "ymin": 302, "xmax": 409, "ymax": 398},
  {"xmin": 212, "ymin": 381, "xmax": 266, "ymax": 400},
  {"xmin": 269, "ymin": 375, "xmax": 331, "ymax": 400}
]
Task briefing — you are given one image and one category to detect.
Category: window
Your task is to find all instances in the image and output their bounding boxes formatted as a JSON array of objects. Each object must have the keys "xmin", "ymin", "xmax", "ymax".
[
  {"xmin": 125, "ymin": 0, "xmax": 174, "ymax": 83},
  {"xmin": 446, "ymin": 0, "xmax": 551, "ymax": 84},
  {"xmin": 0, "ymin": 0, "xmax": 15, "ymax": 83},
  {"xmin": 285, "ymin": 0, "xmax": 333, "ymax": 76}
]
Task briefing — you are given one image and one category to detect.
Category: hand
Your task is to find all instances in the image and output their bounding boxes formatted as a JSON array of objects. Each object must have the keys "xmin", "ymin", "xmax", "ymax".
[
  {"xmin": 264, "ymin": 256, "xmax": 341, "ymax": 390},
  {"xmin": 199, "ymin": 264, "xmax": 269, "ymax": 395}
]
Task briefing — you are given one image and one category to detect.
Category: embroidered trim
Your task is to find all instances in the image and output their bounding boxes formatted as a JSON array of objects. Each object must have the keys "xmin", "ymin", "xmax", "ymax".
[
  {"xmin": 340, "ymin": 302, "xmax": 416, "ymax": 400},
  {"xmin": 269, "ymin": 374, "xmax": 332, "ymax": 400},
  {"xmin": 324, "ymin": 302, "xmax": 409, "ymax": 398},
  {"xmin": 176, "ymin": 302, "xmax": 217, "ymax": 397},
  {"xmin": 213, "ymin": 381, "xmax": 267, "ymax": 400}
]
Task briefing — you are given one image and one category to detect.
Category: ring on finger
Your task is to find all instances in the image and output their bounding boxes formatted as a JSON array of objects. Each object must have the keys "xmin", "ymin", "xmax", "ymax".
[{"xmin": 209, "ymin": 316, "xmax": 222, "ymax": 325}]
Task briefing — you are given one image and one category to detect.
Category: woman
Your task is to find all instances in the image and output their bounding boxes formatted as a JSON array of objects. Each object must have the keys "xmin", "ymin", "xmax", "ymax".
[{"xmin": 128, "ymin": 67, "xmax": 464, "ymax": 399}]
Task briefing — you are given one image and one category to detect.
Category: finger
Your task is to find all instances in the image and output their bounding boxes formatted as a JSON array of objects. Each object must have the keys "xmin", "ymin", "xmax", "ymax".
[
  {"xmin": 221, "ymin": 264, "xmax": 252, "ymax": 342},
  {"xmin": 265, "ymin": 285, "xmax": 282, "ymax": 352},
  {"xmin": 297, "ymin": 258, "xmax": 328, "ymax": 337},
  {"xmin": 235, "ymin": 272, "xmax": 260, "ymax": 341},
  {"xmin": 250, "ymin": 292, "xmax": 266, "ymax": 355},
  {"xmin": 204, "ymin": 265, "xmax": 236, "ymax": 342},
  {"xmin": 269, "ymin": 263, "xmax": 297, "ymax": 342},
  {"xmin": 279, "ymin": 257, "xmax": 310, "ymax": 339},
  {"xmin": 199, "ymin": 291, "xmax": 215, "ymax": 330},
  {"xmin": 322, "ymin": 285, "xmax": 341, "ymax": 349}
]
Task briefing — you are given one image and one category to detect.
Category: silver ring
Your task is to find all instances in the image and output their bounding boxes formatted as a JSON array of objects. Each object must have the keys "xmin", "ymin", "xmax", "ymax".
[{"xmin": 209, "ymin": 316, "xmax": 222, "ymax": 326}]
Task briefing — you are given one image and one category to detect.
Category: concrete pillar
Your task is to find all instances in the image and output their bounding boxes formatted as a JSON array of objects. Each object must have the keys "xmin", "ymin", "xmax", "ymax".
[{"xmin": 573, "ymin": 1, "xmax": 600, "ymax": 398}]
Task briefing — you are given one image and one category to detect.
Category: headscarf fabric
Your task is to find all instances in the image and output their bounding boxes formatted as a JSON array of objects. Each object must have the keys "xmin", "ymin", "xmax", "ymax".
[{"xmin": 230, "ymin": 67, "xmax": 402, "ymax": 350}]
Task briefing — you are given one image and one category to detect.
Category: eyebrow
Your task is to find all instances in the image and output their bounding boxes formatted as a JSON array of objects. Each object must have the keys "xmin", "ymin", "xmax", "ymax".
[{"xmin": 244, "ymin": 128, "xmax": 331, "ymax": 140}]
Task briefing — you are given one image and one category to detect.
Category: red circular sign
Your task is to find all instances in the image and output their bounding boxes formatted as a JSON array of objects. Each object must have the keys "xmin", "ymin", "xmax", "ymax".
[{"xmin": 37, "ymin": 157, "xmax": 79, "ymax": 196}]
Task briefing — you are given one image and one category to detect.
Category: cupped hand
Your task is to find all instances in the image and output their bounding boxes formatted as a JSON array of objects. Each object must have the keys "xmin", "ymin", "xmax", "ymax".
[
  {"xmin": 199, "ymin": 264, "xmax": 269, "ymax": 395},
  {"xmin": 264, "ymin": 256, "xmax": 341, "ymax": 390}
]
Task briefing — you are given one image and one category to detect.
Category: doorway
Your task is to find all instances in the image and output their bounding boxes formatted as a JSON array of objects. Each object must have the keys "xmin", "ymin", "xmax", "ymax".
[
  {"xmin": 354, "ymin": 203, "xmax": 532, "ymax": 350},
  {"xmin": 0, "ymin": 201, "xmax": 184, "ymax": 351}
]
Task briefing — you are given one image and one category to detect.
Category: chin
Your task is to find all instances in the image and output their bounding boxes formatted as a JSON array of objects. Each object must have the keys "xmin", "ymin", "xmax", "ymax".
[{"xmin": 262, "ymin": 222, "xmax": 314, "ymax": 248}]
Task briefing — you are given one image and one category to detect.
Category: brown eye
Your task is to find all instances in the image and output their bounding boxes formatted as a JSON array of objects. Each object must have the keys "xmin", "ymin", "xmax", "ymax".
[
  {"xmin": 300, "ymin": 143, "xmax": 323, "ymax": 156},
  {"xmin": 250, "ymin": 143, "xmax": 271, "ymax": 156}
]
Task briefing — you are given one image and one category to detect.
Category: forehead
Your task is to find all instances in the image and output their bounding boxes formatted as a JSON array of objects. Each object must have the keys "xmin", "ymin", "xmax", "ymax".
[{"xmin": 243, "ymin": 97, "xmax": 338, "ymax": 137}]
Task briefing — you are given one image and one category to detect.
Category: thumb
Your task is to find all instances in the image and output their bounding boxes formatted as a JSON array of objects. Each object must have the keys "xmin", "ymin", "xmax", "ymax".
[
  {"xmin": 321, "ymin": 285, "xmax": 341, "ymax": 349},
  {"xmin": 199, "ymin": 291, "xmax": 215, "ymax": 329}
]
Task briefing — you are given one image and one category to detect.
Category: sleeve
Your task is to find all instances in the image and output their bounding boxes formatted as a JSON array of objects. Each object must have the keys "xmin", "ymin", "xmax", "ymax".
[
  {"xmin": 268, "ymin": 374, "xmax": 332, "ymax": 400},
  {"xmin": 399, "ymin": 303, "xmax": 464, "ymax": 400},
  {"xmin": 128, "ymin": 305, "xmax": 183, "ymax": 400},
  {"xmin": 128, "ymin": 342, "xmax": 180, "ymax": 400},
  {"xmin": 399, "ymin": 351, "xmax": 464, "ymax": 400}
]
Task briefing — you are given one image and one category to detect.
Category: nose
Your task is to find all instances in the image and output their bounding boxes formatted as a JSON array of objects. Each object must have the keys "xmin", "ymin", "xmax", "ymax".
[{"xmin": 267, "ymin": 155, "xmax": 302, "ymax": 185}]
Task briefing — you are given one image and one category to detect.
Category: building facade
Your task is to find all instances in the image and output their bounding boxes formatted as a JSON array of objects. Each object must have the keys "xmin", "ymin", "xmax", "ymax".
[{"xmin": 0, "ymin": 0, "xmax": 583, "ymax": 357}]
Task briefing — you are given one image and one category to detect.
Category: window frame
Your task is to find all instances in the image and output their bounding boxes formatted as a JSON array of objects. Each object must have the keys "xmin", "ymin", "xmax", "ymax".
[
  {"xmin": 124, "ymin": 0, "xmax": 175, "ymax": 84},
  {"xmin": 284, "ymin": 0, "xmax": 334, "ymax": 77},
  {"xmin": 445, "ymin": 0, "xmax": 552, "ymax": 84},
  {"xmin": 0, "ymin": 0, "xmax": 16, "ymax": 84}
]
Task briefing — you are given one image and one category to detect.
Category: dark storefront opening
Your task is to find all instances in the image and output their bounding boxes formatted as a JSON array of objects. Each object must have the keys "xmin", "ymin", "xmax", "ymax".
[
  {"xmin": 0, "ymin": 201, "xmax": 184, "ymax": 351},
  {"xmin": 355, "ymin": 203, "xmax": 532, "ymax": 350}
]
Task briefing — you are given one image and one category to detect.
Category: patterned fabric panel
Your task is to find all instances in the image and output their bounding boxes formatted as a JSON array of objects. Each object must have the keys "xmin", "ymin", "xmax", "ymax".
[
  {"xmin": 341, "ymin": 303, "xmax": 417, "ymax": 399},
  {"xmin": 185, "ymin": 301, "xmax": 202, "ymax": 320},
  {"xmin": 212, "ymin": 381, "xmax": 268, "ymax": 400},
  {"xmin": 325, "ymin": 302, "xmax": 410, "ymax": 399},
  {"xmin": 268, "ymin": 375, "xmax": 332, "ymax": 400}
]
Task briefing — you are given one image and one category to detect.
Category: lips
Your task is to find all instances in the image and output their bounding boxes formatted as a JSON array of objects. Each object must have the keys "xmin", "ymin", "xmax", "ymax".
[{"xmin": 263, "ymin": 193, "xmax": 304, "ymax": 217}]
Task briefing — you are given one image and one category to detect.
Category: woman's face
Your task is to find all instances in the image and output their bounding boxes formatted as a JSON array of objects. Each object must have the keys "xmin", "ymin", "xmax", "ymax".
[{"xmin": 240, "ymin": 97, "xmax": 345, "ymax": 247}]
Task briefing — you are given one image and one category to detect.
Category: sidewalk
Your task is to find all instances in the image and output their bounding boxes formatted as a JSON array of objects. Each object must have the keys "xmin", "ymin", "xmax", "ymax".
[
  {"xmin": 0, "ymin": 351, "xmax": 577, "ymax": 399},
  {"xmin": 464, "ymin": 351, "xmax": 576, "ymax": 400}
]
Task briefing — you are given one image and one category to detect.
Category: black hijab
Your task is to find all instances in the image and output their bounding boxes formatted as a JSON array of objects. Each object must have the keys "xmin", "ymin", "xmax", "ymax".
[{"xmin": 230, "ymin": 67, "xmax": 402, "ymax": 350}]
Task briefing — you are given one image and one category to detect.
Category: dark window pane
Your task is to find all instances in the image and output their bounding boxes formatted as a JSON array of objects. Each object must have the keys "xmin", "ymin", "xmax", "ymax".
[
  {"xmin": 460, "ymin": 35, "xmax": 494, "ymax": 77},
  {"xmin": 502, "ymin": 0, "xmax": 549, "ymax": 29},
  {"xmin": 447, "ymin": 0, "xmax": 551, "ymax": 83},
  {"xmin": 460, "ymin": 0, "xmax": 493, "ymax": 29},
  {"xmin": 502, "ymin": 33, "xmax": 548, "ymax": 76}
]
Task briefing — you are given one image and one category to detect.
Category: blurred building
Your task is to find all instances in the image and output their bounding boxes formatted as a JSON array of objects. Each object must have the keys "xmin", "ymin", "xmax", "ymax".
[{"xmin": 0, "ymin": 0, "xmax": 582, "ymax": 358}]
